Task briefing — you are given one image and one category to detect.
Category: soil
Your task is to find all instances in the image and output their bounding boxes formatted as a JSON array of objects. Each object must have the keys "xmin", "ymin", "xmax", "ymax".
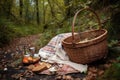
[{"xmin": 1, "ymin": 34, "xmax": 40, "ymax": 52}]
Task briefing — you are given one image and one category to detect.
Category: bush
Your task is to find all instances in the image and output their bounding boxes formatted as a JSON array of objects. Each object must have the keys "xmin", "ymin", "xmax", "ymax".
[
  {"xmin": 97, "ymin": 63, "xmax": 120, "ymax": 80},
  {"xmin": 0, "ymin": 22, "xmax": 16, "ymax": 47}
]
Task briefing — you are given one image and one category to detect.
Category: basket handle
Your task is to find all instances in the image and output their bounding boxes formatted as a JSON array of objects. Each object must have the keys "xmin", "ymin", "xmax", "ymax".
[{"xmin": 72, "ymin": 7, "xmax": 102, "ymax": 43}]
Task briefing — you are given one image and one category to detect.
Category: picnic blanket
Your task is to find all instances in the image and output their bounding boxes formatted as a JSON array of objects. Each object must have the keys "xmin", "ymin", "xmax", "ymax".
[{"xmin": 38, "ymin": 33, "xmax": 87, "ymax": 74}]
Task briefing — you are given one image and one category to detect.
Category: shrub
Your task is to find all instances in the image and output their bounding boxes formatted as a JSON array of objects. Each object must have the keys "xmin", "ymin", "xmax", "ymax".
[{"xmin": 0, "ymin": 23, "xmax": 15, "ymax": 47}]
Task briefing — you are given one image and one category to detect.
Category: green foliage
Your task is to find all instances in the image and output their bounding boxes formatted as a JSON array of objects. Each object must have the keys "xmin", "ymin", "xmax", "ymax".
[
  {"xmin": 98, "ymin": 45, "xmax": 120, "ymax": 80},
  {"xmin": 110, "ymin": 10, "xmax": 120, "ymax": 40},
  {"xmin": 91, "ymin": 0, "xmax": 120, "ymax": 41},
  {"xmin": 37, "ymin": 31, "xmax": 53, "ymax": 48},
  {"xmin": 97, "ymin": 63, "xmax": 120, "ymax": 80},
  {"xmin": 91, "ymin": 0, "xmax": 120, "ymax": 10},
  {"xmin": 108, "ymin": 40, "xmax": 118, "ymax": 47},
  {"xmin": 12, "ymin": 24, "xmax": 42, "ymax": 36},
  {"xmin": 0, "ymin": 20, "xmax": 16, "ymax": 47},
  {"xmin": 105, "ymin": 11, "xmax": 120, "ymax": 41},
  {"xmin": 100, "ymin": 46, "xmax": 120, "ymax": 80},
  {"xmin": 117, "ymin": 56, "xmax": 120, "ymax": 61},
  {"xmin": 108, "ymin": 47, "xmax": 120, "ymax": 61},
  {"xmin": 0, "ymin": 19, "xmax": 42, "ymax": 47},
  {"xmin": 37, "ymin": 25, "xmax": 71, "ymax": 48}
]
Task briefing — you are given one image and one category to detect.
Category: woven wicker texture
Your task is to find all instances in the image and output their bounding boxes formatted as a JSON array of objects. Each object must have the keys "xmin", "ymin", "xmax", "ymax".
[{"xmin": 62, "ymin": 7, "xmax": 108, "ymax": 64}]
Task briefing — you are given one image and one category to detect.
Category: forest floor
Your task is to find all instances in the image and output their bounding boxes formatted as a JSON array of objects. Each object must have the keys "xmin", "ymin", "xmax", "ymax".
[{"xmin": 0, "ymin": 34, "xmax": 120, "ymax": 80}]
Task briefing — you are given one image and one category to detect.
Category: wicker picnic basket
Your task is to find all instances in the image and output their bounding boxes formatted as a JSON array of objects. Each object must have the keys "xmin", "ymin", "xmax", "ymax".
[{"xmin": 62, "ymin": 7, "xmax": 108, "ymax": 64}]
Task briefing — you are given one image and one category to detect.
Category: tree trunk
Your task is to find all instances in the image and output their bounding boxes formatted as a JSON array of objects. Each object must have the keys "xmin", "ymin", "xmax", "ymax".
[
  {"xmin": 19, "ymin": 0, "xmax": 23, "ymax": 18},
  {"xmin": 35, "ymin": 0, "xmax": 40, "ymax": 25},
  {"xmin": 43, "ymin": 0, "xmax": 45, "ymax": 24},
  {"xmin": 64, "ymin": 0, "xmax": 72, "ymax": 18},
  {"xmin": 47, "ymin": 0, "xmax": 55, "ymax": 18},
  {"xmin": 25, "ymin": 0, "xmax": 30, "ymax": 23},
  {"xmin": 5, "ymin": 0, "xmax": 13, "ymax": 19}
]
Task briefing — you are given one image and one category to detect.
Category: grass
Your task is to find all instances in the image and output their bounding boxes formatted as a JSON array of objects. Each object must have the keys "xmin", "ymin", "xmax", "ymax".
[
  {"xmin": 8, "ymin": 23, "xmax": 42, "ymax": 37},
  {"xmin": 36, "ymin": 26, "xmax": 71, "ymax": 48},
  {"xmin": 0, "ymin": 19, "xmax": 43, "ymax": 47}
]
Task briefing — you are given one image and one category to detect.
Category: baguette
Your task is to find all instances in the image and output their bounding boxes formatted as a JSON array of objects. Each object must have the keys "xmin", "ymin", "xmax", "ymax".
[{"xmin": 32, "ymin": 64, "xmax": 47, "ymax": 72}]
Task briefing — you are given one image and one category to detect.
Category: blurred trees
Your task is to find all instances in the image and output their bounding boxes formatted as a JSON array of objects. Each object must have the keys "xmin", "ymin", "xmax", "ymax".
[
  {"xmin": 0, "ymin": 0, "xmax": 92, "ymax": 47},
  {"xmin": 0, "ymin": 0, "xmax": 120, "ymax": 47},
  {"xmin": 0, "ymin": 0, "xmax": 119, "ymax": 29},
  {"xmin": 0, "ymin": 0, "xmax": 88, "ymax": 27},
  {"xmin": 0, "ymin": 0, "xmax": 14, "ymax": 19},
  {"xmin": 35, "ymin": 0, "xmax": 40, "ymax": 25}
]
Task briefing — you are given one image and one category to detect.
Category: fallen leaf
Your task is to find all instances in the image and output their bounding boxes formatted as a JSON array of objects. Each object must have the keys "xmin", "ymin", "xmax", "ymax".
[{"xmin": 98, "ymin": 70, "xmax": 104, "ymax": 76}]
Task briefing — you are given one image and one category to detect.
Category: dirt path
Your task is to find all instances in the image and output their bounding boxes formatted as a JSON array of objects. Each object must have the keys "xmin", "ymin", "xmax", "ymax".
[{"xmin": 1, "ymin": 34, "xmax": 41, "ymax": 52}]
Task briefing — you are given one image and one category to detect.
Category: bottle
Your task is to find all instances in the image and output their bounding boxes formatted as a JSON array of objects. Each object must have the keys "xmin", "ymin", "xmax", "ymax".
[{"xmin": 29, "ymin": 47, "xmax": 35, "ymax": 57}]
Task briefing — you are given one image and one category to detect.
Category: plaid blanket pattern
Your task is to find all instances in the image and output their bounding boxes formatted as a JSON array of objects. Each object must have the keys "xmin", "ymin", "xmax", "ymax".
[{"xmin": 40, "ymin": 33, "xmax": 72, "ymax": 54}]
